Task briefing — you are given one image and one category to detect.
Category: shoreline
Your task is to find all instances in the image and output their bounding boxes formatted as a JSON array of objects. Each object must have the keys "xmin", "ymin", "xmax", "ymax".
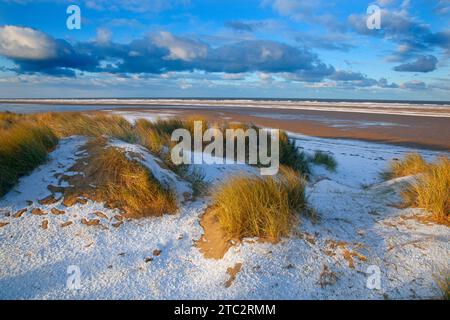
[
  {"xmin": 1, "ymin": 99, "xmax": 450, "ymax": 117},
  {"xmin": 1, "ymin": 101, "xmax": 449, "ymax": 151},
  {"xmin": 108, "ymin": 106, "xmax": 450, "ymax": 152}
]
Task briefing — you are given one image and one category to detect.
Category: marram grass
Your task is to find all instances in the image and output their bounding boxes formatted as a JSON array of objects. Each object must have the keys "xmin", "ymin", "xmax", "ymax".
[{"xmin": 212, "ymin": 166, "xmax": 307, "ymax": 241}]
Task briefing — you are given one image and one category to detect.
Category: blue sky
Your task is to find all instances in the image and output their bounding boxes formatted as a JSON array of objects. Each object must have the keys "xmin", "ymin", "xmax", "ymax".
[{"xmin": 0, "ymin": 0, "xmax": 449, "ymax": 100}]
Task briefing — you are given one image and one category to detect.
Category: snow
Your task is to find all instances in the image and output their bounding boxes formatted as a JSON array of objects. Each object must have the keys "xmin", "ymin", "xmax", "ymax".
[
  {"xmin": 0, "ymin": 132, "xmax": 449, "ymax": 300},
  {"xmin": 108, "ymin": 138, "xmax": 192, "ymax": 202}
]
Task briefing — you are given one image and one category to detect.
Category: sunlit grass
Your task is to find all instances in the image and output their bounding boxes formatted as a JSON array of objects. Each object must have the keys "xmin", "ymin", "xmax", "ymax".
[
  {"xmin": 383, "ymin": 153, "xmax": 429, "ymax": 180},
  {"xmin": 0, "ymin": 111, "xmax": 317, "ymax": 201},
  {"xmin": 401, "ymin": 156, "xmax": 450, "ymax": 224},
  {"xmin": 0, "ymin": 118, "xmax": 58, "ymax": 197},
  {"xmin": 64, "ymin": 138, "xmax": 178, "ymax": 217},
  {"xmin": 211, "ymin": 166, "xmax": 307, "ymax": 241}
]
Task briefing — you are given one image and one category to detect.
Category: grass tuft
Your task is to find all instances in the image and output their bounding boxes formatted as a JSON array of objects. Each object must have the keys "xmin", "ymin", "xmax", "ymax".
[
  {"xmin": 35, "ymin": 112, "xmax": 137, "ymax": 142},
  {"xmin": 383, "ymin": 153, "xmax": 428, "ymax": 180},
  {"xmin": 310, "ymin": 151, "xmax": 337, "ymax": 172},
  {"xmin": 401, "ymin": 156, "xmax": 450, "ymax": 224},
  {"xmin": 134, "ymin": 118, "xmax": 172, "ymax": 155},
  {"xmin": 0, "ymin": 118, "xmax": 58, "ymax": 197},
  {"xmin": 187, "ymin": 166, "xmax": 209, "ymax": 198},
  {"xmin": 63, "ymin": 138, "xmax": 178, "ymax": 217},
  {"xmin": 211, "ymin": 166, "xmax": 307, "ymax": 241},
  {"xmin": 279, "ymin": 132, "xmax": 310, "ymax": 176}
]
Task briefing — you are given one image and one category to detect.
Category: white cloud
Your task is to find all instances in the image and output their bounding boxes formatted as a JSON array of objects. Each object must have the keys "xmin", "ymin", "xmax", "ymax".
[
  {"xmin": 95, "ymin": 28, "xmax": 112, "ymax": 45},
  {"xmin": 258, "ymin": 72, "xmax": 272, "ymax": 82},
  {"xmin": 222, "ymin": 73, "xmax": 247, "ymax": 80},
  {"xmin": 152, "ymin": 31, "xmax": 208, "ymax": 61},
  {"xmin": 0, "ymin": 25, "xmax": 57, "ymax": 60},
  {"xmin": 178, "ymin": 79, "xmax": 192, "ymax": 89}
]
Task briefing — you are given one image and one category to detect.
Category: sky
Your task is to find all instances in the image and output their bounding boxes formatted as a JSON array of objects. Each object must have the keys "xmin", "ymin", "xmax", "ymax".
[{"xmin": 0, "ymin": 0, "xmax": 449, "ymax": 100}]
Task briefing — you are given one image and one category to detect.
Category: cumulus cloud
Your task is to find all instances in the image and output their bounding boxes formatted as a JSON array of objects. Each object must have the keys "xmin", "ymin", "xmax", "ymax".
[
  {"xmin": 0, "ymin": 25, "xmax": 438, "ymax": 91},
  {"xmin": 0, "ymin": 25, "xmax": 57, "ymax": 60},
  {"xmin": 200, "ymin": 40, "xmax": 332, "ymax": 75},
  {"xmin": 0, "ymin": 26, "xmax": 334, "ymax": 81},
  {"xmin": 378, "ymin": 78, "xmax": 399, "ymax": 88},
  {"xmin": 152, "ymin": 31, "xmax": 208, "ymax": 61},
  {"xmin": 434, "ymin": 0, "xmax": 450, "ymax": 15},
  {"xmin": 326, "ymin": 70, "xmax": 399, "ymax": 89},
  {"xmin": 348, "ymin": 8, "xmax": 450, "ymax": 62},
  {"xmin": 393, "ymin": 55, "xmax": 438, "ymax": 72},
  {"xmin": 0, "ymin": 26, "xmax": 99, "ymax": 76},
  {"xmin": 330, "ymin": 70, "xmax": 367, "ymax": 81},
  {"xmin": 400, "ymin": 80, "xmax": 427, "ymax": 90}
]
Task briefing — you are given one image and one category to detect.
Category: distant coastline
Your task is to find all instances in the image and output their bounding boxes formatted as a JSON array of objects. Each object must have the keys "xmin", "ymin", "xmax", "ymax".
[
  {"xmin": 1, "ymin": 97, "xmax": 450, "ymax": 106},
  {"xmin": 1, "ymin": 98, "xmax": 449, "ymax": 118}
]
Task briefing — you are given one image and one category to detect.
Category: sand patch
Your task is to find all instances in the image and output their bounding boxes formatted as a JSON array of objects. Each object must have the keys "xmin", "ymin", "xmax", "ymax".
[
  {"xmin": 81, "ymin": 218, "xmax": 100, "ymax": 226},
  {"xmin": 14, "ymin": 208, "xmax": 27, "ymax": 218},
  {"xmin": 31, "ymin": 208, "xmax": 46, "ymax": 216},
  {"xmin": 60, "ymin": 221, "xmax": 73, "ymax": 228},
  {"xmin": 225, "ymin": 263, "xmax": 242, "ymax": 288},
  {"xmin": 196, "ymin": 208, "xmax": 235, "ymax": 259},
  {"xmin": 41, "ymin": 220, "xmax": 49, "ymax": 230},
  {"xmin": 93, "ymin": 211, "xmax": 108, "ymax": 219},
  {"xmin": 51, "ymin": 208, "xmax": 65, "ymax": 215},
  {"xmin": 38, "ymin": 195, "xmax": 60, "ymax": 205}
]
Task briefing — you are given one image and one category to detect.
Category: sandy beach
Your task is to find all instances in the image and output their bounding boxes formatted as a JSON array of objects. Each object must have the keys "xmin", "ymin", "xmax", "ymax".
[
  {"xmin": 109, "ymin": 105, "xmax": 450, "ymax": 151},
  {"xmin": 1, "ymin": 99, "xmax": 449, "ymax": 150}
]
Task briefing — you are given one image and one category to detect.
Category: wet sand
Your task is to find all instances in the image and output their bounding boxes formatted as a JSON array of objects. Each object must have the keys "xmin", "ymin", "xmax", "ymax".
[{"xmin": 111, "ymin": 106, "xmax": 450, "ymax": 151}]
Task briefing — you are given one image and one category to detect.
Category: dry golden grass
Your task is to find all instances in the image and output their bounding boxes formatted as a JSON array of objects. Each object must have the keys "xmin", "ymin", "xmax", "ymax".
[
  {"xmin": 0, "ymin": 111, "xmax": 312, "ymax": 203},
  {"xmin": 211, "ymin": 166, "xmax": 307, "ymax": 241},
  {"xmin": 0, "ymin": 116, "xmax": 58, "ymax": 196},
  {"xmin": 63, "ymin": 138, "xmax": 178, "ymax": 218},
  {"xmin": 401, "ymin": 156, "xmax": 450, "ymax": 224},
  {"xmin": 129, "ymin": 116, "xmax": 310, "ymax": 179},
  {"xmin": 34, "ymin": 112, "xmax": 136, "ymax": 142},
  {"xmin": 0, "ymin": 111, "xmax": 139, "ymax": 197},
  {"xmin": 0, "ymin": 112, "xmax": 24, "ymax": 129},
  {"xmin": 384, "ymin": 153, "xmax": 429, "ymax": 179},
  {"xmin": 134, "ymin": 119, "xmax": 170, "ymax": 155}
]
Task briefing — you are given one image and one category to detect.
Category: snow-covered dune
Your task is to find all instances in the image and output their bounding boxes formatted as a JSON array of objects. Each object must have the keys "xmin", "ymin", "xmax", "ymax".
[{"xmin": 0, "ymin": 134, "xmax": 448, "ymax": 299}]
